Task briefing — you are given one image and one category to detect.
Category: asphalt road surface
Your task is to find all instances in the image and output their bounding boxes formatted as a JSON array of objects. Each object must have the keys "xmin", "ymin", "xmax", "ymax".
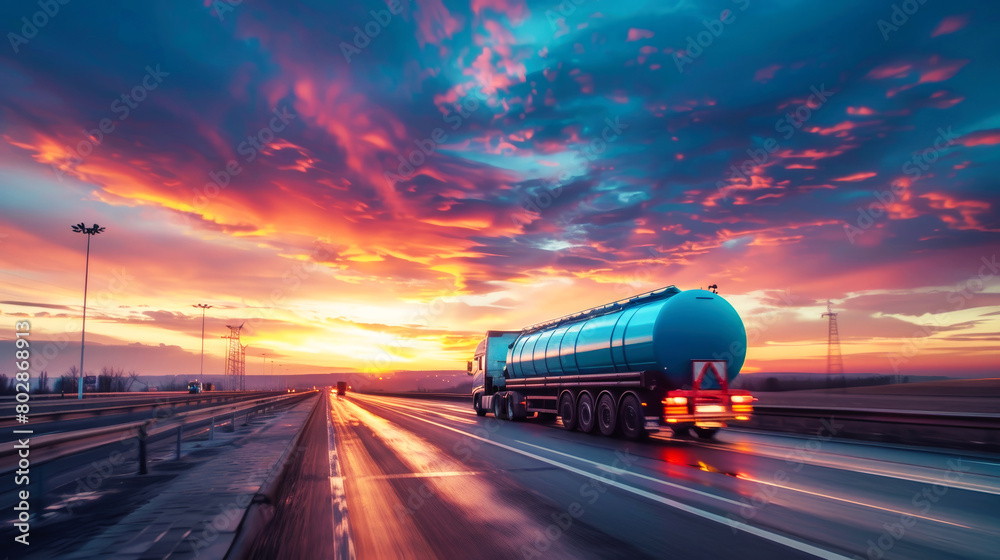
[{"xmin": 261, "ymin": 391, "xmax": 1000, "ymax": 560}]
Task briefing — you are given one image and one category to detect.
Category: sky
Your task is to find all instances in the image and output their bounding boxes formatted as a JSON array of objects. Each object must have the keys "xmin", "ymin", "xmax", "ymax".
[{"xmin": 0, "ymin": 0, "xmax": 998, "ymax": 379}]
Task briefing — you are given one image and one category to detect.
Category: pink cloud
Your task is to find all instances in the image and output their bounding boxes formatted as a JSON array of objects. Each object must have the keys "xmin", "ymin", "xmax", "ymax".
[
  {"xmin": 834, "ymin": 171, "xmax": 877, "ymax": 182},
  {"xmin": 754, "ymin": 64, "xmax": 782, "ymax": 83},
  {"xmin": 866, "ymin": 63, "xmax": 912, "ymax": 80},
  {"xmin": 931, "ymin": 14, "xmax": 969, "ymax": 37},
  {"xmin": 626, "ymin": 28, "xmax": 654, "ymax": 42},
  {"xmin": 471, "ymin": 0, "xmax": 528, "ymax": 24},
  {"xmin": 886, "ymin": 57, "xmax": 969, "ymax": 97},
  {"xmin": 957, "ymin": 129, "xmax": 1000, "ymax": 147}
]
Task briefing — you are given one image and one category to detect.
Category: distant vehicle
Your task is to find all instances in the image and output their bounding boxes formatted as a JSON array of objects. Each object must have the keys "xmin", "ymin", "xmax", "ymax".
[
  {"xmin": 188, "ymin": 381, "xmax": 203, "ymax": 394},
  {"xmin": 203, "ymin": 382, "xmax": 214, "ymax": 391},
  {"xmin": 336, "ymin": 381, "xmax": 347, "ymax": 397},
  {"xmin": 468, "ymin": 286, "xmax": 754, "ymax": 440}
]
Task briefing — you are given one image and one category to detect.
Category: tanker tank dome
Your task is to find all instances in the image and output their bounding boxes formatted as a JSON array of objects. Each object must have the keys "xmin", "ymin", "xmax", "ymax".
[{"xmin": 651, "ymin": 289, "xmax": 747, "ymax": 384}]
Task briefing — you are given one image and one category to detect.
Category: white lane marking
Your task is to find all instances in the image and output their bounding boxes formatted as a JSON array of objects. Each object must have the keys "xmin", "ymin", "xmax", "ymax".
[
  {"xmin": 736, "ymin": 474, "xmax": 975, "ymax": 530},
  {"xmin": 380, "ymin": 406, "xmax": 854, "ymax": 560},
  {"xmin": 368, "ymin": 396, "xmax": 478, "ymax": 424},
  {"xmin": 359, "ymin": 471, "xmax": 485, "ymax": 481},
  {"xmin": 364, "ymin": 394, "xmax": 1000, "ymax": 495},
  {"xmin": 517, "ymin": 441, "xmax": 743, "ymax": 506},
  {"xmin": 681, "ymin": 435, "xmax": 1000, "ymax": 496},
  {"xmin": 327, "ymin": 395, "xmax": 356, "ymax": 560}
]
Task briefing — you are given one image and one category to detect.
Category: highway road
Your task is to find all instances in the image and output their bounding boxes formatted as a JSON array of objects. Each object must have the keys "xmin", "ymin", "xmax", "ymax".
[{"xmin": 253, "ymin": 392, "xmax": 1000, "ymax": 560}]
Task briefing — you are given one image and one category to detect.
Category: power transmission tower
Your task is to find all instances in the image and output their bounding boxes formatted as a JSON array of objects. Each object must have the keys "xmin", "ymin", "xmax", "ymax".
[
  {"xmin": 821, "ymin": 301, "xmax": 843, "ymax": 375},
  {"xmin": 239, "ymin": 343, "xmax": 247, "ymax": 391},
  {"xmin": 221, "ymin": 323, "xmax": 246, "ymax": 391}
]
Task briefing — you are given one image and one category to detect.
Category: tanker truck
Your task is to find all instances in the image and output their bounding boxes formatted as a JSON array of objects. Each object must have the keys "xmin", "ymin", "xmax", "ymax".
[{"xmin": 467, "ymin": 285, "xmax": 753, "ymax": 440}]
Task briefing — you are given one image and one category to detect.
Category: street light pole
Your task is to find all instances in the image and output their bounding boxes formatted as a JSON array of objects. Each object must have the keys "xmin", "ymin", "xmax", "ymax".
[
  {"xmin": 194, "ymin": 304, "xmax": 212, "ymax": 380},
  {"xmin": 72, "ymin": 222, "xmax": 105, "ymax": 400}
]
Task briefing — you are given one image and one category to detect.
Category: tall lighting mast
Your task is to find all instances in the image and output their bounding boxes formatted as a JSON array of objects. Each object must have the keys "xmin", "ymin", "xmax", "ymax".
[{"xmin": 71, "ymin": 222, "xmax": 106, "ymax": 399}]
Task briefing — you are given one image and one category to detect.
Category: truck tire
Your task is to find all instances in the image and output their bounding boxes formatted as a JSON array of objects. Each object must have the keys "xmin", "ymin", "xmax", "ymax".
[
  {"xmin": 493, "ymin": 393, "xmax": 505, "ymax": 419},
  {"xmin": 693, "ymin": 427, "xmax": 719, "ymax": 440},
  {"xmin": 619, "ymin": 393, "xmax": 646, "ymax": 440},
  {"xmin": 671, "ymin": 425, "xmax": 691, "ymax": 438},
  {"xmin": 577, "ymin": 392, "xmax": 596, "ymax": 433},
  {"xmin": 474, "ymin": 395, "xmax": 487, "ymax": 417},
  {"xmin": 596, "ymin": 393, "xmax": 617, "ymax": 437},
  {"xmin": 559, "ymin": 393, "xmax": 577, "ymax": 431}
]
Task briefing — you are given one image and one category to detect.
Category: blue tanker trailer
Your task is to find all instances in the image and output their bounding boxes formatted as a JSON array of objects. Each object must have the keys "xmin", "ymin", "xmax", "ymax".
[{"xmin": 467, "ymin": 286, "xmax": 754, "ymax": 439}]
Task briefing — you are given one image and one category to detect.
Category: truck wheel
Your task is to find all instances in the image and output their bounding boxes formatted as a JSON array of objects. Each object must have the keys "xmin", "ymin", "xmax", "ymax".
[
  {"xmin": 493, "ymin": 394, "xmax": 505, "ymax": 419},
  {"xmin": 693, "ymin": 427, "xmax": 719, "ymax": 440},
  {"xmin": 596, "ymin": 393, "xmax": 617, "ymax": 437},
  {"xmin": 506, "ymin": 396, "xmax": 517, "ymax": 421},
  {"xmin": 619, "ymin": 394, "xmax": 646, "ymax": 440},
  {"xmin": 558, "ymin": 393, "xmax": 577, "ymax": 431},
  {"xmin": 577, "ymin": 393, "xmax": 596, "ymax": 433},
  {"xmin": 670, "ymin": 425, "xmax": 691, "ymax": 438},
  {"xmin": 474, "ymin": 395, "xmax": 487, "ymax": 417}
]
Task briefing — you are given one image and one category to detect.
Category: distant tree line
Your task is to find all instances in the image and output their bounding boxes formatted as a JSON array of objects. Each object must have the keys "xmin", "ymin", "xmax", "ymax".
[
  {"xmin": 737, "ymin": 374, "xmax": 911, "ymax": 392},
  {"xmin": 0, "ymin": 365, "xmax": 142, "ymax": 395}
]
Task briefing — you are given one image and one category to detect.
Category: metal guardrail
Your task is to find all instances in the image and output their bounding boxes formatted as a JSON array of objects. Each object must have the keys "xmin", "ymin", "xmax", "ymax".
[
  {"xmin": 0, "ymin": 391, "xmax": 194, "ymax": 401},
  {"xmin": 0, "ymin": 392, "xmax": 318, "ymax": 476},
  {"xmin": 751, "ymin": 405, "xmax": 1000, "ymax": 428},
  {"xmin": 0, "ymin": 391, "xmax": 276, "ymax": 427}
]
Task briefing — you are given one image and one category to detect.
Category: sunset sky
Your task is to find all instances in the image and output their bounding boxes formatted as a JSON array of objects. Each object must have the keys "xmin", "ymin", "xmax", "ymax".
[{"xmin": 0, "ymin": 0, "xmax": 998, "ymax": 380}]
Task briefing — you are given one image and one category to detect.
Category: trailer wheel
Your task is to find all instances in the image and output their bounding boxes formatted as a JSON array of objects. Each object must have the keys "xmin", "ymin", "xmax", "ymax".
[
  {"xmin": 670, "ymin": 425, "xmax": 691, "ymax": 438},
  {"xmin": 596, "ymin": 393, "xmax": 617, "ymax": 437},
  {"xmin": 493, "ymin": 393, "xmax": 506, "ymax": 419},
  {"xmin": 558, "ymin": 393, "xmax": 577, "ymax": 431},
  {"xmin": 576, "ymin": 392, "xmax": 596, "ymax": 433},
  {"xmin": 474, "ymin": 395, "xmax": 487, "ymax": 417},
  {"xmin": 693, "ymin": 427, "xmax": 719, "ymax": 440},
  {"xmin": 619, "ymin": 394, "xmax": 646, "ymax": 440}
]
